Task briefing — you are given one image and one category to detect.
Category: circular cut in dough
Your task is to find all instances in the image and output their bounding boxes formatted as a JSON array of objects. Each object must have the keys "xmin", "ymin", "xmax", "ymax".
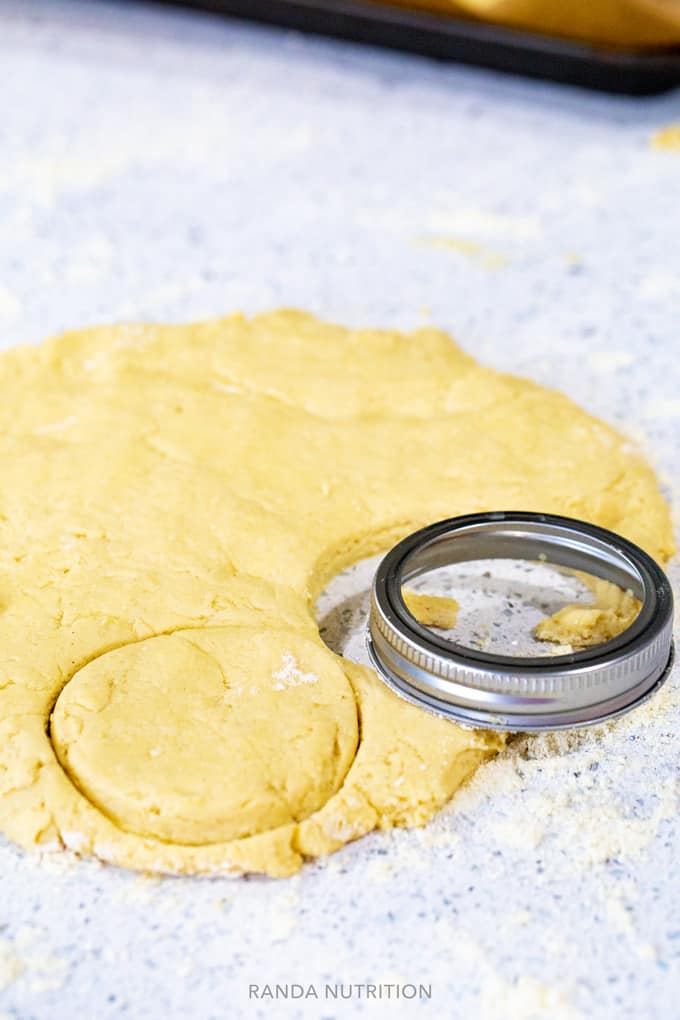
[
  {"xmin": 0, "ymin": 310, "xmax": 673, "ymax": 877},
  {"xmin": 52, "ymin": 628, "xmax": 358, "ymax": 845}
]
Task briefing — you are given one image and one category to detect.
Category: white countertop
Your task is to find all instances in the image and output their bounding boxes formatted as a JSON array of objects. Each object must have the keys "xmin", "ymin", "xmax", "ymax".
[{"xmin": 0, "ymin": 2, "xmax": 679, "ymax": 1018}]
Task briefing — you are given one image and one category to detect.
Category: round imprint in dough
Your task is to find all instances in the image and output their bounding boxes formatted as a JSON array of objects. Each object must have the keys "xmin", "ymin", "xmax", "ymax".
[
  {"xmin": 52, "ymin": 628, "xmax": 358, "ymax": 844},
  {"xmin": 0, "ymin": 310, "xmax": 673, "ymax": 877}
]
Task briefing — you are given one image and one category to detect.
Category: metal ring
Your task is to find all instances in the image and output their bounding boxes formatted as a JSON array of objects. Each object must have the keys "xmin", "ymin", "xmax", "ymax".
[{"xmin": 367, "ymin": 511, "xmax": 674, "ymax": 731}]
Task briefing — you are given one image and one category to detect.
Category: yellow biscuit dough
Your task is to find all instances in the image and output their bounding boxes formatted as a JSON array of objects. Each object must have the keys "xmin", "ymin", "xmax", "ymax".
[
  {"xmin": 536, "ymin": 574, "xmax": 641, "ymax": 650},
  {"xmin": 403, "ymin": 590, "xmax": 460, "ymax": 630},
  {"xmin": 652, "ymin": 124, "xmax": 680, "ymax": 151},
  {"xmin": 0, "ymin": 310, "xmax": 673, "ymax": 877}
]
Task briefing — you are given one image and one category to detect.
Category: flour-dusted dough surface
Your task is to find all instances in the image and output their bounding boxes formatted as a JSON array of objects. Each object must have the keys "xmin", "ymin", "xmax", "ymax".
[{"xmin": 0, "ymin": 311, "xmax": 673, "ymax": 877}]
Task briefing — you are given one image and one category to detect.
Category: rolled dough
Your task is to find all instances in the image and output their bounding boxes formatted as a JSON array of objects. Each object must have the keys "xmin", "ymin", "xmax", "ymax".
[{"xmin": 0, "ymin": 311, "xmax": 673, "ymax": 876}]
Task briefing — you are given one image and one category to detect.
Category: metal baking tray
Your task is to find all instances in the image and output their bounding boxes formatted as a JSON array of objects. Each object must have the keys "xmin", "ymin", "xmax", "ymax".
[{"xmin": 155, "ymin": 0, "xmax": 680, "ymax": 94}]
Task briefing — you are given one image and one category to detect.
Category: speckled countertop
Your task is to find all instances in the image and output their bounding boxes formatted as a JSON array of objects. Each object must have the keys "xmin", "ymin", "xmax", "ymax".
[{"xmin": 1, "ymin": 2, "xmax": 679, "ymax": 1018}]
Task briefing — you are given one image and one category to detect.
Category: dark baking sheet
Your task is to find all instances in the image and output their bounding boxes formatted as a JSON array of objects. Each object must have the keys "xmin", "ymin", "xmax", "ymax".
[{"xmin": 152, "ymin": 0, "xmax": 680, "ymax": 94}]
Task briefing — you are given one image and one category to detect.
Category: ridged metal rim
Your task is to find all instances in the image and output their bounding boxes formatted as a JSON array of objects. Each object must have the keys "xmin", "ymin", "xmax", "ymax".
[{"xmin": 367, "ymin": 512, "xmax": 674, "ymax": 731}]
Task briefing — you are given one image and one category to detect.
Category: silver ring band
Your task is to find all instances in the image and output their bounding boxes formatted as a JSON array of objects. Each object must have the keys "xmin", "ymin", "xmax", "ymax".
[{"xmin": 367, "ymin": 511, "xmax": 674, "ymax": 731}]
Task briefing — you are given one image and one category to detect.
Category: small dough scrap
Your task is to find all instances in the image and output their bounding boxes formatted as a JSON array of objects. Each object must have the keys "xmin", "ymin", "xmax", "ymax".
[
  {"xmin": 403, "ymin": 590, "xmax": 460, "ymax": 630},
  {"xmin": 0, "ymin": 310, "xmax": 672, "ymax": 877},
  {"xmin": 536, "ymin": 573, "xmax": 642, "ymax": 649},
  {"xmin": 651, "ymin": 124, "xmax": 680, "ymax": 151}
]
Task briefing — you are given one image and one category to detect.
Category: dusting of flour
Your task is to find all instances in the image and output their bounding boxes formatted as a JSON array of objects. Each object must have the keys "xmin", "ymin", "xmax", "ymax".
[{"xmin": 272, "ymin": 653, "xmax": 319, "ymax": 691}]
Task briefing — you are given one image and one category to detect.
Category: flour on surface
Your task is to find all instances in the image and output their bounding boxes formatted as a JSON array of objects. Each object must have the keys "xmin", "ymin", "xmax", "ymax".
[{"xmin": 272, "ymin": 653, "xmax": 319, "ymax": 690}]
